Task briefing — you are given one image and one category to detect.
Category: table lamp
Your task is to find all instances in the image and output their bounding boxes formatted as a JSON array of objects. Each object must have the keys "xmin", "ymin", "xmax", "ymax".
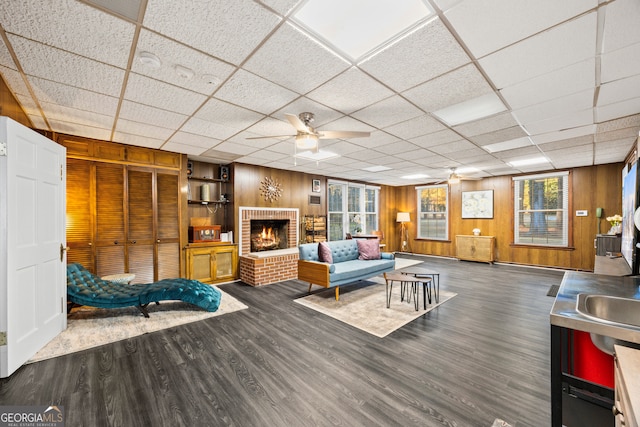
[{"xmin": 397, "ymin": 212, "xmax": 410, "ymax": 252}]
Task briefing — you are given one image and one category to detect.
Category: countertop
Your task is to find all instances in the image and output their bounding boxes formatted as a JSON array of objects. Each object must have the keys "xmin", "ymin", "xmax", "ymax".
[{"xmin": 550, "ymin": 271, "xmax": 640, "ymax": 345}]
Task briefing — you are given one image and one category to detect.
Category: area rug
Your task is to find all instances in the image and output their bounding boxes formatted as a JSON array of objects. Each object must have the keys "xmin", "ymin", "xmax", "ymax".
[
  {"xmin": 294, "ymin": 277, "xmax": 456, "ymax": 338},
  {"xmin": 28, "ymin": 286, "xmax": 248, "ymax": 363},
  {"xmin": 394, "ymin": 257, "xmax": 423, "ymax": 270}
]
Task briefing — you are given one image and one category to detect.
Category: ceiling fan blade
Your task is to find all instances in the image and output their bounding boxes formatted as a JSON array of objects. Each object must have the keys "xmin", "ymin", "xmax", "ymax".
[
  {"xmin": 246, "ymin": 134, "xmax": 294, "ymax": 140},
  {"xmin": 318, "ymin": 130, "xmax": 370, "ymax": 139},
  {"xmin": 285, "ymin": 113, "xmax": 310, "ymax": 133}
]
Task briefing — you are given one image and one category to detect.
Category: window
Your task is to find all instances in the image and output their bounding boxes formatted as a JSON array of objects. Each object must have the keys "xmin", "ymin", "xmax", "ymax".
[
  {"xmin": 513, "ymin": 172, "xmax": 569, "ymax": 246},
  {"xmin": 416, "ymin": 185, "xmax": 448, "ymax": 240},
  {"xmin": 328, "ymin": 180, "xmax": 379, "ymax": 240}
]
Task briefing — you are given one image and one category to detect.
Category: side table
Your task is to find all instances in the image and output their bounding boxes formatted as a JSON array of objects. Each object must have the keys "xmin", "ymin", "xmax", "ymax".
[
  {"xmin": 383, "ymin": 272, "xmax": 431, "ymax": 311},
  {"xmin": 400, "ymin": 266, "xmax": 440, "ymax": 304}
]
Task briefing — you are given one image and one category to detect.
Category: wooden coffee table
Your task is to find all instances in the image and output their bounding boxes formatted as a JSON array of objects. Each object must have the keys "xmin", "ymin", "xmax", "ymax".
[
  {"xmin": 383, "ymin": 272, "xmax": 431, "ymax": 311},
  {"xmin": 399, "ymin": 266, "xmax": 440, "ymax": 305}
]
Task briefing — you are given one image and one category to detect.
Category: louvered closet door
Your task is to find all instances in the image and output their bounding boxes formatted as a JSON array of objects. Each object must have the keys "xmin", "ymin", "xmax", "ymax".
[
  {"xmin": 66, "ymin": 158, "xmax": 93, "ymax": 269},
  {"xmin": 95, "ymin": 163, "xmax": 125, "ymax": 277},
  {"xmin": 156, "ymin": 170, "xmax": 180, "ymax": 280},
  {"xmin": 127, "ymin": 167, "xmax": 154, "ymax": 284}
]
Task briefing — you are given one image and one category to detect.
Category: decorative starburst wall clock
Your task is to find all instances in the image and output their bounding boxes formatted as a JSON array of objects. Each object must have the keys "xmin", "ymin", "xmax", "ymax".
[{"xmin": 260, "ymin": 177, "xmax": 282, "ymax": 202}]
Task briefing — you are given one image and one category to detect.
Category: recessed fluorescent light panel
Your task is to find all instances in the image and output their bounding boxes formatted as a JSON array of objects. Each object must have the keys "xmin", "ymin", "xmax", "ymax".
[
  {"xmin": 433, "ymin": 92, "xmax": 507, "ymax": 126},
  {"xmin": 483, "ymin": 137, "xmax": 533, "ymax": 153},
  {"xmin": 402, "ymin": 173, "xmax": 429, "ymax": 179},
  {"xmin": 363, "ymin": 165, "xmax": 392, "ymax": 172},
  {"xmin": 508, "ymin": 157, "xmax": 549, "ymax": 167},
  {"xmin": 295, "ymin": 150, "xmax": 340, "ymax": 161},
  {"xmin": 292, "ymin": 0, "xmax": 434, "ymax": 61}
]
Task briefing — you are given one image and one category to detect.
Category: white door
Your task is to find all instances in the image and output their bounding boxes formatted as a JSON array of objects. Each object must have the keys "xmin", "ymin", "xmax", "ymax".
[{"xmin": 0, "ymin": 117, "xmax": 67, "ymax": 378}]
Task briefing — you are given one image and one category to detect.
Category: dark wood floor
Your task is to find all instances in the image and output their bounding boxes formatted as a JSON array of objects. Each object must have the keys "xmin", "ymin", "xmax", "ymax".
[{"xmin": 0, "ymin": 256, "xmax": 565, "ymax": 427}]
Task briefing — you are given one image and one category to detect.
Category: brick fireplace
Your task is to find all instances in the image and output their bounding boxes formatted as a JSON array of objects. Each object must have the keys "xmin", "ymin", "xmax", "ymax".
[{"xmin": 238, "ymin": 207, "xmax": 299, "ymax": 286}]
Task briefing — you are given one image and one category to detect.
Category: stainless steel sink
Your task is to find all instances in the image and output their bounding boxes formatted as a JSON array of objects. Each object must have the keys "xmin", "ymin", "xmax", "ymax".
[
  {"xmin": 576, "ymin": 294, "xmax": 640, "ymax": 327},
  {"xmin": 576, "ymin": 294, "xmax": 640, "ymax": 354}
]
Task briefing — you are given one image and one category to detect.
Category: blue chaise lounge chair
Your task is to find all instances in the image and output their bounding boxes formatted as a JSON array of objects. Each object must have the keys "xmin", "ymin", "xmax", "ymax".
[{"xmin": 66, "ymin": 263, "xmax": 222, "ymax": 317}]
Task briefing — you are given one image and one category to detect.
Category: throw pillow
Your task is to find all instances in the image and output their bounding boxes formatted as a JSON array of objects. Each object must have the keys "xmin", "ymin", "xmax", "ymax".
[
  {"xmin": 318, "ymin": 241, "xmax": 333, "ymax": 264},
  {"xmin": 357, "ymin": 239, "xmax": 381, "ymax": 260}
]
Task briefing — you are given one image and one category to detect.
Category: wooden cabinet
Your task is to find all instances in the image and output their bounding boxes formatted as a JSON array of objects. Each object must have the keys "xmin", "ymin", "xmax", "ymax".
[
  {"xmin": 65, "ymin": 158, "xmax": 181, "ymax": 283},
  {"xmin": 185, "ymin": 243, "xmax": 238, "ymax": 284},
  {"xmin": 456, "ymin": 235, "xmax": 495, "ymax": 264},
  {"xmin": 614, "ymin": 345, "xmax": 640, "ymax": 427}
]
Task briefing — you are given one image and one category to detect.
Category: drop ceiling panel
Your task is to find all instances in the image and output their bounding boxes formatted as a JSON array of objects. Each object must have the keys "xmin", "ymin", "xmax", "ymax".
[
  {"xmin": 359, "ymin": 18, "xmax": 470, "ymax": 92},
  {"xmin": 500, "ymin": 59, "xmax": 595, "ymax": 110},
  {"xmin": 410, "ymin": 129, "xmax": 463, "ymax": 148},
  {"xmin": 602, "ymin": 0, "xmax": 640, "ymax": 52},
  {"xmin": 523, "ymin": 109, "xmax": 594, "ymax": 136},
  {"xmin": 428, "ymin": 139, "xmax": 478, "ymax": 155},
  {"xmin": 119, "ymin": 100, "xmax": 188, "ymax": 129},
  {"xmin": 258, "ymin": 0, "xmax": 301, "ymax": 16},
  {"xmin": 210, "ymin": 141, "xmax": 259, "ymax": 156},
  {"xmin": 243, "ymin": 23, "xmax": 349, "ymax": 94},
  {"xmin": 383, "ymin": 115, "xmax": 447, "ymax": 140},
  {"xmin": 9, "ymin": 36, "xmax": 125, "ymax": 96},
  {"xmin": 0, "ymin": 42, "xmax": 16, "ymax": 70},
  {"xmin": 195, "ymin": 98, "xmax": 264, "ymax": 128},
  {"xmin": 244, "ymin": 116, "xmax": 296, "ymax": 137},
  {"xmin": 601, "ymin": 43, "xmax": 640, "ymax": 83},
  {"xmin": 214, "ymin": 69, "xmax": 298, "ymax": 115},
  {"xmin": 351, "ymin": 95, "xmax": 424, "ymax": 128},
  {"xmin": 352, "ymin": 130, "xmax": 399, "ymax": 148},
  {"xmin": 143, "ymin": 0, "xmax": 281, "ymax": 66},
  {"xmin": 513, "ymin": 89, "xmax": 594, "ymax": 125},
  {"xmin": 14, "ymin": 94, "xmax": 40, "ymax": 115},
  {"xmin": 28, "ymin": 77, "xmax": 119, "ymax": 116},
  {"xmin": 453, "ymin": 111, "xmax": 521, "ymax": 137},
  {"xmin": 132, "ymin": 30, "xmax": 236, "ymax": 95},
  {"xmin": 478, "ymin": 13, "xmax": 597, "ymax": 89},
  {"xmin": 597, "ymin": 114, "xmax": 640, "ymax": 133},
  {"xmin": 124, "ymin": 73, "xmax": 207, "ymax": 114},
  {"xmin": 115, "ymin": 118, "xmax": 174, "ymax": 140},
  {"xmin": 307, "ymin": 68, "xmax": 394, "ymax": 114},
  {"xmin": 403, "ymin": 64, "xmax": 493, "ymax": 112},
  {"xmin": 27, "ymin": 114, "xmax": 47, "ymax": 129},
  {"xmin": 0, "ymin": 0, "xmax": 135, "ymax": 68},
  {"xmin": 181, "ymin": 117, "xmax": 241, "ymax": 141},
  {"xmin": 443, "ymin": 0, "xmax": 596, "ymax": 58},
  {"xmin": 40, "ymin": 102, "xmax": 113, "ymax": 130},
  {"xmin": 320, "ymin": 116, "xmax": 375, "ymax": 133},
  {"xmin": 272, "ymin": 98, "xmax": 342, "ymax": 127},
  {"xmin": 469, "ymin": 126, "xmax": 528, "ymax": 146},
  {"xmin": 112, "ymin": 132, "xmax": 164, "ymax": 148},
  {"xmin": 531, "ymin": 124, "xmax": 596, "ymax": 145},
  {"xmin": 597, "ymin": 74, "xmax": 640, "ymax": 107},
  {"xmin": 162, "ymin": 141, "xmax": 208, "ymax": 156},
  {"xmin": 371, "ymin": 140, "xmax": 420, "ymax": 155},
  {"xmin": 47, "ymin": 119, "xmax": 111, "ymax": 141},
  {"xmin": 536, "ymin": 134, "xmax": 593, "ymax": 151},
  {"xmin": 0, "ymin": 66, "xmax": 31, "ymax": 97},
  {"xmin": 596, "ymin": 97, "xmax": 640, "ymax": 123},
  {"xmin": 168, "ymin": 132, "xmax": 222, "ymax": 149}
]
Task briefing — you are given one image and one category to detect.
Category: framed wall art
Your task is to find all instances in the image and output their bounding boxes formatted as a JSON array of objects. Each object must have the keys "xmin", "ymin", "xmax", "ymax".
[
  {"xmin": 312, "ymin": 179, "xmax": 321, "ymax": 193},
  {"xmin": 461, "ymin": 190, "xmax": 493, "ymax": 219}
]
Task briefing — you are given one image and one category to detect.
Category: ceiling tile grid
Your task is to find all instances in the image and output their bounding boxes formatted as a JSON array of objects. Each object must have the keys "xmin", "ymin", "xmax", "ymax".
[{"xmin": 0, "ymin": 0, "xmax": 638, "ymax": 185}]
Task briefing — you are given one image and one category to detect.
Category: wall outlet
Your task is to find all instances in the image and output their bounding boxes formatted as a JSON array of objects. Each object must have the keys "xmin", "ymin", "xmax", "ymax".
[{"xmin": 576, "ymin": 210, "xmax": 588, "ymax": 216}]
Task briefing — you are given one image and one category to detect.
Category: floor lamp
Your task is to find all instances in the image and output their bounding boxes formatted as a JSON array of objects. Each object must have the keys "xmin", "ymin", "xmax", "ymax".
[{"xmin": 397, "ymin": 212, "xmax": 410, "ymax": 252}]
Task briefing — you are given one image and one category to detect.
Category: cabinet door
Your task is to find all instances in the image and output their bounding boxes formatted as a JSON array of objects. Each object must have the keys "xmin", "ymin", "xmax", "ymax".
[
  {"xmin": 456, "ymin": 236, "xmax": 474, "ymax": 259},
  {"xmin": 66, "ymin": 158, "xmax": 93, "ymax": 269},
  {"xmin": 213, "ymin": 246, "xmax": 237, "ymax": 281},
  {"xmin": 127, "ymin": 167, "xmax": 154, "ymax": 283},
  {"xmin": 156, "ymin": 171, "xmax": 180, "ymax": 280},
  {"xmin": 186, "ymin": 248, "xmax": 215, "ymax": 283},
  {"xmin": 95, "ymin": 163, "xmax": 125, "ymax": 277}
]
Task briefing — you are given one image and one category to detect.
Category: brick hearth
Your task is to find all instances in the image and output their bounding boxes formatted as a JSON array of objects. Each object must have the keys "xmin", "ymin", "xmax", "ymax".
[{"xmin": 238, "ymin": 207, "xmax": 299, "ymax": 286}]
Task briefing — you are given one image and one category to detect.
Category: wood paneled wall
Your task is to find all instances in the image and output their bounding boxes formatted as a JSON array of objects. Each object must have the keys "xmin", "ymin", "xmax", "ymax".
[
  {"xmin": 232, "ymin": 163, "xmax": 394, "ymax": 245},
  {"xmin": 391, "ymin": 163, "xmax": 623, "ymax": 271},
  {"xmin": 0, "ymin": 74, "xmax": 31, "ymax": 127}
]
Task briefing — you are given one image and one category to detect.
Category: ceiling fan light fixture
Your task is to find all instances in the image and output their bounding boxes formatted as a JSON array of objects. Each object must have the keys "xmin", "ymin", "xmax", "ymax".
[
  {"xmin": 295, "ymin": 134, "xmax": 319, "ymax": 150},
  {"xmin": 448, "ymin": 174, "xmax": 460, "ymax": 184}
]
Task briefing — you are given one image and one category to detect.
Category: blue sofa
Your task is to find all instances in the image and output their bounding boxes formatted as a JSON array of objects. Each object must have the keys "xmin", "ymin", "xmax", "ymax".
[{"xmin": 298, "ymin": 239, "xmax": 395, "ymax": 300}]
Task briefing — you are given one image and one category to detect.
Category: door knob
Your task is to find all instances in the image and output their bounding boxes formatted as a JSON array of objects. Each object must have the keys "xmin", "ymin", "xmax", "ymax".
[{"xmin": 59, "ymin": 243, "xmax": 70, "ymax": 262}]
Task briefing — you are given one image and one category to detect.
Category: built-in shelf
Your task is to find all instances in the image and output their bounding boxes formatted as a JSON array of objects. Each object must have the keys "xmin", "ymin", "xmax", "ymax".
[
  {"xmin": 188, "ymin": 199, "xmax": 228, "ymax": 205},
  {"xmin": 188, "ymin": 176, "xmax": 226, "ymax": 183}
]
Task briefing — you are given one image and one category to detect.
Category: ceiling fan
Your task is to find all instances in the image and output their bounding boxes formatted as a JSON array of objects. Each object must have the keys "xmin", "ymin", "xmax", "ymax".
[
  {"xmin": 437, "ymin": 167, "xmax": 482, "ymax": 184},
  {"xmin": 247, "ymin": 112, "xmax": 370, "ymax": 151}
]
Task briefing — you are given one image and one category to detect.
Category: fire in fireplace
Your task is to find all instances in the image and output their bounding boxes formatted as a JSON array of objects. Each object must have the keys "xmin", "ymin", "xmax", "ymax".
[{"xmin": 250, "ymin": 219, "xmax": 289, "ymax": 252}]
